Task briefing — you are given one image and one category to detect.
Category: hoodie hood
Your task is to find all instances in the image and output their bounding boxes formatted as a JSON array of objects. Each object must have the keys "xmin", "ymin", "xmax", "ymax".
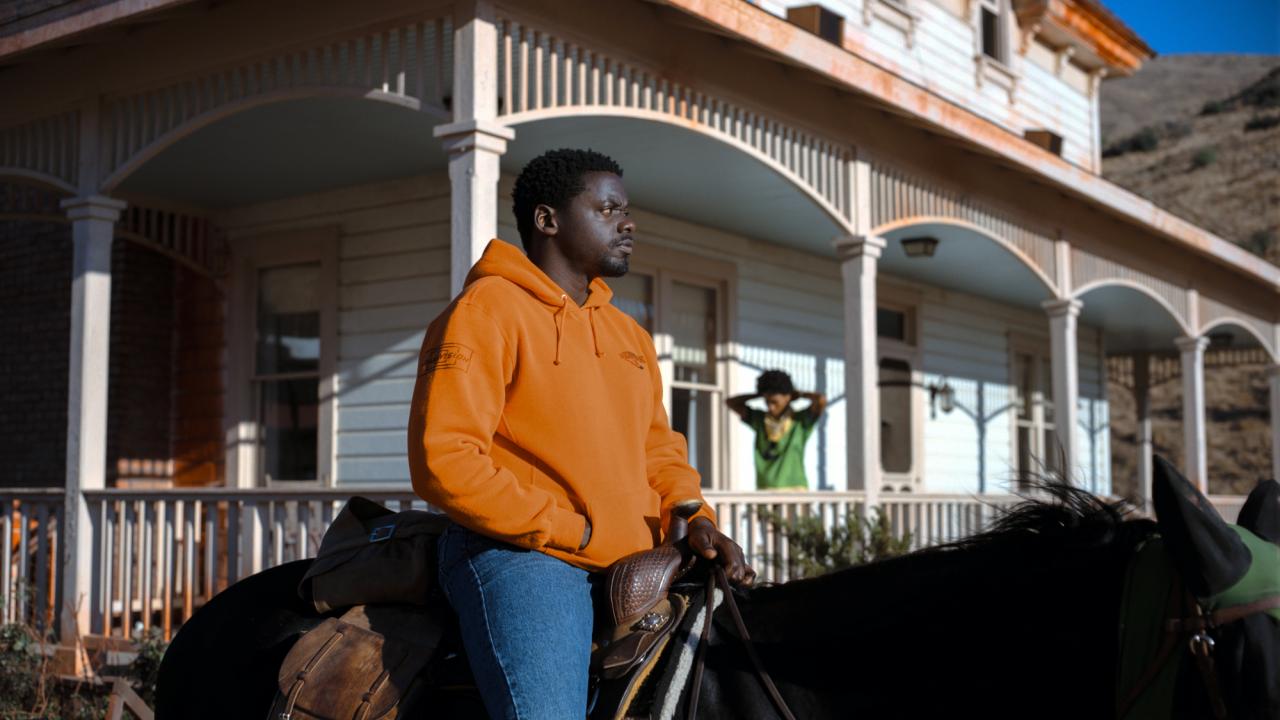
[{"xmin": 465, "ymin": 239, "xmax": 614, "ymax": 309}]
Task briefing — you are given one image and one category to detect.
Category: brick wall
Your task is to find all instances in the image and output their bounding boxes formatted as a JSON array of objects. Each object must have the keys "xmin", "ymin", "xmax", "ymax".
[
  {"xmin": 172, "ymin": 265, "xmax": 225, "ymax": 486},
  {"xmin": 0, "ymin": 221, "xmax": 71, "ymax": 487},
  {"xmin": 107, "ymin": 239, "xmax": 176, "ymax": 484},
  {"xmin": 0, "ymin": 218, "xmax": 228, "ymax": 489}
]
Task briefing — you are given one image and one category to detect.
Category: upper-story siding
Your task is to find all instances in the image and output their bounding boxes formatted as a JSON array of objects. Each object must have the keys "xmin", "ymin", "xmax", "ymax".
[{"xmin": 756, "ymin": 0, "xmax": 1099, "ymax": 170}]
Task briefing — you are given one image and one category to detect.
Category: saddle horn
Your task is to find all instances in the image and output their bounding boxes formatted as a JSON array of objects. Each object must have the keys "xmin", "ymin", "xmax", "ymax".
[{"xmin": 666, "ymin": 499, "xmax": 704, "ymax": 544}]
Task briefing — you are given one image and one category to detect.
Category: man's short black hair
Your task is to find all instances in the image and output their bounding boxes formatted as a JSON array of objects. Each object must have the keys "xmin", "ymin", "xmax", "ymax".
[
  {"xmin": 512, "ymin": 148, "xmax": 623, "ymax": 249},
  {"xmin": 757, "ymin": 370, "xmax": 795, "ymax": 396}
]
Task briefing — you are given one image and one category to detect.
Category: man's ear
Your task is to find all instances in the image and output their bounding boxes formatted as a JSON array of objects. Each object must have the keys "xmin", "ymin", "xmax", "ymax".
[{"xmin": 534, "ymin": 203, "xmax": 558, "ymax": 237}]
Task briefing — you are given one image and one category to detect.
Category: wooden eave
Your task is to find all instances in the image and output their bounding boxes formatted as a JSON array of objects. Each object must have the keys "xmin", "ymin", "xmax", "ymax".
[
  {"xmin": 1014, "ymin": 0, "xmax": 1154, "ymax": 76},
  {"xmin": 655, "ymin": 0, "xmax": 1278, "ymax": 294}
]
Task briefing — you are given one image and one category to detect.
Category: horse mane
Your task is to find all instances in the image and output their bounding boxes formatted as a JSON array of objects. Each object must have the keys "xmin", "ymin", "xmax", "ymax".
[{"xmin": 931, "ymin": 480, "xmax": 1148, "ymax": 554}]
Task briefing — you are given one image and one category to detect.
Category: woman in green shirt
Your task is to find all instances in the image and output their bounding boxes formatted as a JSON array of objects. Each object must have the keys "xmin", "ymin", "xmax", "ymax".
[{"xmin": 726, "ymin": 370, "xmax": 828, "ymax": 491}]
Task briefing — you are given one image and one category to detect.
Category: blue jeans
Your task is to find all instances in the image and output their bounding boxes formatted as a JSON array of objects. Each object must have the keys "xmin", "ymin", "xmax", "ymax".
[{"xmin": 437, "ymin": 523, "xmax": 597, "ymax": 720}]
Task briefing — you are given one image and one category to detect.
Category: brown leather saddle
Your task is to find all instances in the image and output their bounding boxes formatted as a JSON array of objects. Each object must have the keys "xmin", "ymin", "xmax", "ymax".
[{"xmin": 270, "ymin": 499, "xmax": 705, "ymax": 720}]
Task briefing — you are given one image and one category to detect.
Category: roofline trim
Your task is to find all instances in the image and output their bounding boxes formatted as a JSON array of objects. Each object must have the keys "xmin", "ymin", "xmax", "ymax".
[{"xmin": 655, "ymin": 0, "xmax": 1278, "ymax": 292}]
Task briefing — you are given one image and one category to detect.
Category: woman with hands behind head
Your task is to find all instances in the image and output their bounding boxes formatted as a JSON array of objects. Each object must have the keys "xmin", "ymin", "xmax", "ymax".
[{"xmin": 726, "ymin": 369, "xmax": 827, "ymax": 491}]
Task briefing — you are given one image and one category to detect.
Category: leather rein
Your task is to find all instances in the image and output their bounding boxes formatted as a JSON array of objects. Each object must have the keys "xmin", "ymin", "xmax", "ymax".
[
  {"xmin": 686, "ymin": 566, "xmax": 797, "ymax": 720},
  {"xmin": 1118, "ymin": 579, "xmax": 1280, "ymax": 720}
]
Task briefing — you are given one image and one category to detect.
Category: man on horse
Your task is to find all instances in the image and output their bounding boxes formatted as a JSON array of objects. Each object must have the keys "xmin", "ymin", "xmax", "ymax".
[{"xmin": 407, "ymin": 148, "xmax": 755, "ymax": 719}]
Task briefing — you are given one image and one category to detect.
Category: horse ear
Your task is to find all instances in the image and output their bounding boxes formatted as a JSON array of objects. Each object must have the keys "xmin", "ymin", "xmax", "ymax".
[
  {"xmin": 1236, "ymin": 479, "xmax": 1280, "ymax": 546},
  {"xmin": 1152, "ymin": 455, "xmax": 1250, "ymax": 598}
]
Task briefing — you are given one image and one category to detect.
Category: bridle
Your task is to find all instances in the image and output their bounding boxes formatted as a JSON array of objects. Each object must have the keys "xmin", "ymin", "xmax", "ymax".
[
  {"xmin": 1117, "ymin": 538, "xmax": 1280, "ymax": 720},
  {"xmin": 687, "ymin": 566, "xmax": 797, "ymax": 720}
]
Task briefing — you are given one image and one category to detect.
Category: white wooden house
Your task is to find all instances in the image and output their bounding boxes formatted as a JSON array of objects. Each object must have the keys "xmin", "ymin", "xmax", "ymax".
[{"xmin": 0, "ymin": 0, "xmax": 1276, "ymax": 649}]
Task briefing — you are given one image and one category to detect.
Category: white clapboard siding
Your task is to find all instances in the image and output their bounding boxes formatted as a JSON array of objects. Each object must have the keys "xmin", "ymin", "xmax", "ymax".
[
  {"xmin": 335, "ymin": 195, "xmax": 450, "ymax": 484},
  {"xmin": 920, "ymin": 292, "xmax": 1109, "ymax": 494},
  {"xmin": 764, "ymin": 0, "xmax": 1099, "ymax": 169},
  {"xmin": 221, "ymin": 175, "xmax": 453, "ymax": 486}
]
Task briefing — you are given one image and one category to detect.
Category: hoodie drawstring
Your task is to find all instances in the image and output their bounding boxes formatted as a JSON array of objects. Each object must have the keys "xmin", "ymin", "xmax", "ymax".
[
  {"xmin": 588, "ymin": 306, "xmax": 604, "ymax": 357},
  {"xmin": 554, "ymin": 295, "xmax": 568, "ymax": 366},
  {"xmin": 553, "ymin": 295, "xmax": 605, "ymax": 365}
]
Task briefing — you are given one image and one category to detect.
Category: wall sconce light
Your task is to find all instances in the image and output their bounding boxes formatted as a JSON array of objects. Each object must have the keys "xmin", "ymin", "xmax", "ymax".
[
  {"xmin": 928, "ymin": 380, "xmax": 955, "ymax": 418},
  {"xmin": 901, "ymin": 236, "xmax": 939, "ymax": 258}
]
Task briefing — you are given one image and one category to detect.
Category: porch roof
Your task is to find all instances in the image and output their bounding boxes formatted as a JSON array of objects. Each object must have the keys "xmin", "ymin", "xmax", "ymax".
[
  {"xmin": 0, "ymin": 0, "xmax": 1276, "ymax": 299},
  {"xmin": 653, "ymin": 0, "xmax": 1280, "ymax": 295}
]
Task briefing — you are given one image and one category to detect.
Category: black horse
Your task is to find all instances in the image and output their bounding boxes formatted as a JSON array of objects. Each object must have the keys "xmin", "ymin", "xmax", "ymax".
[{"xmin": 156, "ymin": 459, "xmax": 1278, "ymax": 719}]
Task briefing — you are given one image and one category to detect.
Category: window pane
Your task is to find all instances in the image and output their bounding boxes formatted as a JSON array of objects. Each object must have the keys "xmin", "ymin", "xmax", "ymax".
[
  {"xmin": 609, "ymin": 273, "xmax": 654, "ymax": 332},
  {"xmin": 1017, "ymin": 426, "xmax": 1032, "ymax": 488},
  {"xmin": 877, "ymin": 308, "xmax": 906, "ymax": 341},
  {"xmin": 258, "ymin": 379, "xmax": 318, "ymax": 481},
  {"xmin": 1015, "ymin": 353, "xmax": 1033, "ymax": 420},
  {"xmin": 257, "ymin": 264, "xmax": 321, "ymax": 375},
  {"xmin": 671, "ymin": 282, "xmax": 716, "ymax": 384},
  {"xmin": 879, "ymin": 359, "xmax": 913, "ymax": 473},
  {"xmin": 1041, "ymin": 357, "xmax": 1055, "ymax": 425},
  {"xmin": 671, "ymin": 386, "xmax": 713, "ymax": 488},
  {"xmin": 981, "ymin": 8, "xmax": 1000, "ymax": 59}
]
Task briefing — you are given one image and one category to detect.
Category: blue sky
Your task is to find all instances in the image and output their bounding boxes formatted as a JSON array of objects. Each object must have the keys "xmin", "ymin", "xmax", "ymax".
[{"xmin": 1103, "ymin": 0, "xmax": 1279, "ymax": 54}]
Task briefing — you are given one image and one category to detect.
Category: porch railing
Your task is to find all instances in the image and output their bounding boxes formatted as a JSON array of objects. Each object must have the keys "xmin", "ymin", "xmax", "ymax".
[{"xmin": 0, "ymin": 488, "xmax": 1249, "ymax": 641}]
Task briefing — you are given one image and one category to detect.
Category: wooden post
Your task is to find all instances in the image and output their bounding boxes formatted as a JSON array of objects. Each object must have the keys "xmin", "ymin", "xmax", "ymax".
[
  {"xmin": 1043, "ymin": 298, "xmax": 1082, "ymax": 484},
  {"xmin": 834, "ymin": 234, "xmax": 885, "ymax": 506},
  {"xmin": 59, "ymin": 194, "xmax": 125, "ymax": 650},
  {"xmin": 435, "ymin": 0, "xmax": 514, "ymax": 296},
  {"xmin": 1176, "ymin": 335, "xmax": 1210, "ymax": 492}
]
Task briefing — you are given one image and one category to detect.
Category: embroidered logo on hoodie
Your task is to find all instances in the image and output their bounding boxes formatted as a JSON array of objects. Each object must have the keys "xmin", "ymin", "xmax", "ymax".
[
  {"xmin": 619, "ymin": 351, "xmax": 646, "ymax": 369},
  {"xmin": 419, "ymin": 343, "xmax": 473, "ymax": 375}
]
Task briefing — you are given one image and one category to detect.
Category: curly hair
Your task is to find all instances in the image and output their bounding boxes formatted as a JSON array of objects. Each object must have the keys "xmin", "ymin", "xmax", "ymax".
[
  {"xmin": 756, "ymin": 369, "xmax": 796, "ymax": 396},
  {"xmin": 511, "ymin": 148, "xmax": 623, "ymax": 249}
]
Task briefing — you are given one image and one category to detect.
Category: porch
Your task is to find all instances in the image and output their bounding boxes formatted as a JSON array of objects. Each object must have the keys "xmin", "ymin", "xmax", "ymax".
[{"xmin": 0, "ymin": 0, "xmax": 1276, "ymax": 651}]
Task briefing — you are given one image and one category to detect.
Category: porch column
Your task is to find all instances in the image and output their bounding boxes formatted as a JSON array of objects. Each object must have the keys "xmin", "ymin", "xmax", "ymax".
[
  {"xmin": 835, "ymin": 235, "xmax": 885, "ymax": 507},
  {"xmin": 59, "ymin": 195, "xmax": 125, "ymax": 643},
  {"xmin": 1133, "ymin": 353, "xmax": 1154, "ymax": 512},
  {"xmin": 435, "ymin": 0, "xmax": 514, "ymax": 296},
  {"xmin": 1269, "ymin": 364, "xmax": 1280, "ymax": 482},
  {"xmin": 1042, "ymin": 299, "xmax": 1082, "ymax": 484},
  {"xmin": 1176, "ymin": 335, "xmax": 1210, "ymax": 492}
]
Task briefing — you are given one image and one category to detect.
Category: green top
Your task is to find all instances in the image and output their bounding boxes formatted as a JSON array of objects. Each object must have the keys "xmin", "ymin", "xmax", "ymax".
[{"xmin": 745, "ymin": 407, "xmax": 818, "ymax": 491}]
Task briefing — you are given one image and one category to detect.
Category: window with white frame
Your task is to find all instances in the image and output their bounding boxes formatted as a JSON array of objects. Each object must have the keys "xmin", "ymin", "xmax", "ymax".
[
  {"xmin": 232, "ymin": 230, "xmax": 337, "ymax": 487},
  {"xmin": 1012, "ymin": 345, "xmax": 1057, "ymax": 487},
  {"xmin": 609, "ymin": 250, "xmax": 731, "ymax": 489},
  {"xmin": 977, "ymin": 0, "xmax": 1008, "ymax": 63},
  {"xmin": 876, "ymin": 299, "xmax": 921, "ymax": 491}
]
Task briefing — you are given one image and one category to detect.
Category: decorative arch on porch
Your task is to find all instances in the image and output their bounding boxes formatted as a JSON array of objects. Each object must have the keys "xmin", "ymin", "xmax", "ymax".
[
  {"xmin": 1073, "ymin": 279, "xmax": 1192, "ymax": 333},
  {"xmin": 492, "ymin": 14, "xmax": 856, "ymax": 236},
  {"xmin": 95, "ymin": 13, "xmax": 455, "ymax": 192},
  {"xmin": 1198, "ymin": 295, "xmax": 1278, "ymax": 361},
  {"xmin": 0, "ymin": 111, "xmax": 80, "ymax": 193},
  {"xmin": 870, "ymin": 215, "xmax": 1058, "ymax": 297},
  {"xmin": 1199, "ymin": 318, "xmax": 1279, "ymax": 363},
  {"xmin": 505, "ymin": 107, "xmax": 855, "ymax": 236}
]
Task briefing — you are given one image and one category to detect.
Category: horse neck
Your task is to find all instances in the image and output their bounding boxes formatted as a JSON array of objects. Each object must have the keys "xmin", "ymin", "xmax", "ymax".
[{"xmin": 734, "ymin": 523, "xmax": 1149, "ymax": 713}]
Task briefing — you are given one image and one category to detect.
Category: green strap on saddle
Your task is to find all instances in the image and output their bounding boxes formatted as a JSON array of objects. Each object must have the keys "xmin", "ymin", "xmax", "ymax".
[{"xmin": 1116, "ymin": 525, "xmax": 1280, "ymax": 719}]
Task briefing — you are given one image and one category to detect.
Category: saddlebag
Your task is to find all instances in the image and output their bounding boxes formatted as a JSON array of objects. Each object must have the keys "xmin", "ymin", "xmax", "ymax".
[
  {"xmin": 267, "ymin": 604, "xmax": 444, "ymax": 720},
  {"xmin": 298, "ymin": 496, "xmax": 451, "ymax": 612}
]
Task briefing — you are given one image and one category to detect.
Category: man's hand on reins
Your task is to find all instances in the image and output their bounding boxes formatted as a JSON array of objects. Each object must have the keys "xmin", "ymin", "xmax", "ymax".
[{"xmin": 688, "ymin": 517, "xmax": 756, "ymax": 588}]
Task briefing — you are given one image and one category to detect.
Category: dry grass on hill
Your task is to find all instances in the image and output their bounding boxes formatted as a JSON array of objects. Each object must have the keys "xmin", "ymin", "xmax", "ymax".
[
  {"xmin": 1101, "ymin": 59, "xmax": 1280, "ymax": 262},
  {"xmin": 1101, "ymin": 56, "xmax": 1278, "ymax": 500}
]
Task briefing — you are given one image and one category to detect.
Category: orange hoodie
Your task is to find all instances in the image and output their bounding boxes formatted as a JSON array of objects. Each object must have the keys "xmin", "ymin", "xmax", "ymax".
[{"xmin": 407, "ymin": 239, "xmax": 715, "ymax": 571}]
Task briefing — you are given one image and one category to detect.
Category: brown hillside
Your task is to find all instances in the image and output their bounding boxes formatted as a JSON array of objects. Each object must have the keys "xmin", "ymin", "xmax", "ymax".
[
  {"xmin": 1102, "ymin": 55, "xmax": 1277, "ymax": 501},
  {"xmin": 1101, "ymin": 59, "xmax": 1280, "ymax": 262},
  {"xmin": 1100, "ymin": 54, "xmax": 1280, "ymax": 142}
]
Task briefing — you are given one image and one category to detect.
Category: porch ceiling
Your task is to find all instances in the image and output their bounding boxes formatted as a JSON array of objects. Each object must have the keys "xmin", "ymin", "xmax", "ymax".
[
  {"xmin": 501, "ymin": 115, "xmax": 843, "ymax": 252},
  {"xmin": 117, "ymin": 97, "xmax": 448, "ymax": 208},
  {"xmin": 878, "ymin": 222, "xmax": 1054, "ymax": 309},
  {"xmin": 1076, "ymin": 285, "xmax": 1185, "ymax": 354}
]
